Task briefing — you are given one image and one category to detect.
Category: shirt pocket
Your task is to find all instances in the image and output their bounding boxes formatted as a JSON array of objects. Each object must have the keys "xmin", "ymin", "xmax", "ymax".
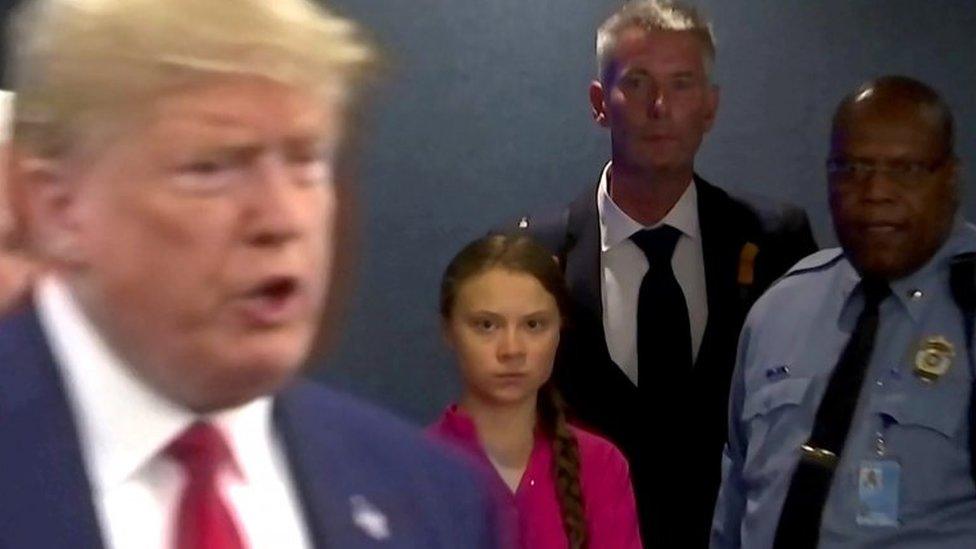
[
  {"xmin": 743, "ymin": 377, "xmax": 812, "ymax": 421},
  {"xmin": 875, "ymin": 381, "xmax": 969, "ymax": 440},
  {"xmin": 742, "ymin": 377, "xmax": 814, "ymax": 482},
  {"xmin": 873, "ymin": 381, "xmax": 973, "ymax": 516}
]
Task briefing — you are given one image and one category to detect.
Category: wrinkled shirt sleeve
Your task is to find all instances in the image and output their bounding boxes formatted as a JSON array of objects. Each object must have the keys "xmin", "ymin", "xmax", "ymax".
[{"xmin": 710, "ymin": 320, "xmax": 753, "ymax": 549}]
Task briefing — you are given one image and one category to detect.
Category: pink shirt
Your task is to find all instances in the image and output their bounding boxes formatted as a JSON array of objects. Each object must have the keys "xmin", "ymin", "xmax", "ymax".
[{"xmin": 428, "ymin": 405, "xmax": 642, "ymax": 549}]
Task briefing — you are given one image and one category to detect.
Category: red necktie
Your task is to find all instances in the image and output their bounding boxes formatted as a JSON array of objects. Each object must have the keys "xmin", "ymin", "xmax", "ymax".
[{"xmin": 166, "ymin": 422, "xmax": 245, "ymax": 549}]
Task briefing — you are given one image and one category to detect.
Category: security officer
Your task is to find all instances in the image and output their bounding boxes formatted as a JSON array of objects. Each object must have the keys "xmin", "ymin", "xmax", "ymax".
[{"xmin": 711, "ymin": 75, "xmax": 976, "ymax": 549}]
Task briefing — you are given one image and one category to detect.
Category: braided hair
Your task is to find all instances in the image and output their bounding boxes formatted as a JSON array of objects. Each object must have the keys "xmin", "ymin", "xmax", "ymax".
[{"xmin": 537, "ymin": 382, "xmax": 588, "ymax": 549}]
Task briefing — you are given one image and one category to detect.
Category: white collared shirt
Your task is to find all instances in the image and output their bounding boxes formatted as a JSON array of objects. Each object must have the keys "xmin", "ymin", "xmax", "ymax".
[
  {"xmin": 597, "ymin": 162, "xmax": 708, "ymax": 386},
  {"xmin": 35, "ymin": 275, "xmax": 312, "ymax": 549}
]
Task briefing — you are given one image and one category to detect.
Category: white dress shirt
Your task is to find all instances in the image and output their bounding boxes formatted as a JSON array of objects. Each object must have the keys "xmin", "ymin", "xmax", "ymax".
[
  {"xmin": 35, "ymin": 275, "xmax": 312, "ymax": 549},
  {"xmin": 597, "ymin": 162, "xmax": 708, "ymax": 387}
]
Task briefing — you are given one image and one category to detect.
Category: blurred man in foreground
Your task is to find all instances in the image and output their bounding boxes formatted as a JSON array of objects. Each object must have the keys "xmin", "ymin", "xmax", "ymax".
[{"xmin": 0, "ymin": 1, "xmax": 500, "ymax": 547}]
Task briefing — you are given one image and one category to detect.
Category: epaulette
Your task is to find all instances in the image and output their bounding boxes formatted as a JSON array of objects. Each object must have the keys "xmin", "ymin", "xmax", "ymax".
[{"xmin": 782, "ymin": 247, "xmax": 845, "ymax": 278}]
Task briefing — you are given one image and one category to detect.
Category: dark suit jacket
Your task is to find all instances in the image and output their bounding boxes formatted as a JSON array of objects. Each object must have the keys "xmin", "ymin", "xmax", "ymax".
[
  {"xmin": 519, "ymin": 174, "xmax": 818, "ymax": 548},
  {"xmin": 0, "ymin": 306, "xmax": 501, "ymax": 549}
]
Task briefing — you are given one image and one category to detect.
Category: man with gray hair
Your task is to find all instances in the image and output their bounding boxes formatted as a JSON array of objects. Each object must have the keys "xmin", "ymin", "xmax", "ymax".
[
  {"xmin": 0, "ymin": 1, "xmax": 501, "ymax": 547},
  {"xmin": 516, "ymin": 1, "xmax": 816, "ymax": 546}
]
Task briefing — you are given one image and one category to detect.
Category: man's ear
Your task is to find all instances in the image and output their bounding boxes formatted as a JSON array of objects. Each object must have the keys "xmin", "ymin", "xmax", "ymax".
[
  {"xmin": 702, "ymin": 83, "xmax": 720, "ymax": 133},
  {"xmin": 589, "ymin": 80, "xmax": 609, "ymax": 128},
  {"xmin": 11, "ymin": 147, "xmax": 85, "ymax": 265},
  {"xmin": 948, "ymin": 156, "xmax": 962, "ymax": 180}
]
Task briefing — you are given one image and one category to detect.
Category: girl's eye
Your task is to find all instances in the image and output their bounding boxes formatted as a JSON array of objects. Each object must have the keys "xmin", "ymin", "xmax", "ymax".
[
  {"xmin": 525, "ymin": 318, "xmax": 549, "ymax": 331},
  {"xmin": 470, "ymin": 318, "xmax": 497, "ymax": 332}
]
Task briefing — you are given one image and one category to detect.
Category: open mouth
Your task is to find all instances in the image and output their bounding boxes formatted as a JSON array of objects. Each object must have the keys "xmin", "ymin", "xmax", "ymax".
[
  {"xmin": 257, "ymin": 277, "xmax": 298, "ymax": 300},
  {"xmin": 239, "ymin": 276, "xmax": 304, "ymax": 326}
]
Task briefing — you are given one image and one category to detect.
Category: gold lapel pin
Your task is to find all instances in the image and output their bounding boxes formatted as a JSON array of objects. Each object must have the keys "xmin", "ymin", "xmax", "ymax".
[{"xmin": 737, "ymin": 242, "xmax": 759, "ymax": 287}]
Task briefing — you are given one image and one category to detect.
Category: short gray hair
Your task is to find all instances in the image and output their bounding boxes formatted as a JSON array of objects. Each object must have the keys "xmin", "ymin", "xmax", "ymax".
[
  {"xmin": 7, "ymin": 0, "xmax": 377, "ymax": 158},
  {"xmin": 596, "ymin": 1, "xmax": 715, "ymax": 83}
]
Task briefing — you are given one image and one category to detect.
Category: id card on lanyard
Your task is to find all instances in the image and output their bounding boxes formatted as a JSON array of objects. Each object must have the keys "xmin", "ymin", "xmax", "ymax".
[{"xmin": 857, "ymin": 459, "xmax": 900, "ymax": 526}]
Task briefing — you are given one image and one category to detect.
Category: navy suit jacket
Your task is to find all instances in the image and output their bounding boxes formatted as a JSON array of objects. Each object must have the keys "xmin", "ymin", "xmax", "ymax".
[
  {"xmin": 0, "ymin": 306, "xmax": 500, "ymax": 549},
  {"xmin": 517, "ymin": 175, "xmax": 818, "ymax": 548}
]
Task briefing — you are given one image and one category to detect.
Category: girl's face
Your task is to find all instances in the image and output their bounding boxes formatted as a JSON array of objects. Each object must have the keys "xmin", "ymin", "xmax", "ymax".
[{"xmin": 445, "ymin": 268, "xmax": 561, "ymax": 408}]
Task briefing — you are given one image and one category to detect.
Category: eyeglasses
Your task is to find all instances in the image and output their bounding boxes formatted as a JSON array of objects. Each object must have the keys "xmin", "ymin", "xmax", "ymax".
[{"xmin": 826, "ymin": 156, "xmax": 952, "ymax": 185}]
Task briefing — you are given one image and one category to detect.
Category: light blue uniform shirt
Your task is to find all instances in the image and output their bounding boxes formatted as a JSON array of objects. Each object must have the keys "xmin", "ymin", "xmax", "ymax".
[{"xmin": 711, "ymin": 221, "xmax": 976, "ymax": 549}]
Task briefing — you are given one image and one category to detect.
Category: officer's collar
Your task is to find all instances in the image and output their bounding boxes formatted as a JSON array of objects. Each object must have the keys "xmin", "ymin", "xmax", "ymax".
[{"xmin": 840, "ymin": 216, "xmax": 976, "ymax": 323}]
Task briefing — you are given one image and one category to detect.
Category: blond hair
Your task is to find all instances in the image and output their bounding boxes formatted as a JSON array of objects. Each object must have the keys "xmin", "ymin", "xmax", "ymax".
[
  {"xmin": 596, "ymin": 0, "xmax": 715, "ymax": 83},
  {"xmin": 7, "ymin": 0, "xmax": 377, "ymax": 157}
]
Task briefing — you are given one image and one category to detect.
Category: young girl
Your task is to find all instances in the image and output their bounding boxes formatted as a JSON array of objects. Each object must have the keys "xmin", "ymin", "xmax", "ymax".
[{"xmin": 430, "ymin": 234, "xmax": 642, "ymax": 549}]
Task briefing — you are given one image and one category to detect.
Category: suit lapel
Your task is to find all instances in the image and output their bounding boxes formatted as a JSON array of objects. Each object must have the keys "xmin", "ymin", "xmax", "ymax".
[
  {"xmin": 274, "ymin": 385, "xmax": 346, "ymax": 549},
  {"xmin": 275, "ymin": 383, "xmax": 410, "ymax": 549},
  {"xmin": 695, "ymin": 176, "xmax": 747, "ymax": 370},
  {"xmin": 0, "ymin": 308, "xmax": 105, "ymax": 549}
]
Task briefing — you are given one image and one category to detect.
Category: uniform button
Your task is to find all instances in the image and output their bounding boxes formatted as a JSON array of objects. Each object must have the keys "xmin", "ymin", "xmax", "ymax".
[
  {"xmin": 909, "ymin": 289, "xmax": 923, "ymax": 300},
  {"xmin": 529, "ymin": 479, "xmax": 535, "ymax": 487},
  {"xmin": 876, "ymin": 379, "xmax": 884, "ymax": 387}
]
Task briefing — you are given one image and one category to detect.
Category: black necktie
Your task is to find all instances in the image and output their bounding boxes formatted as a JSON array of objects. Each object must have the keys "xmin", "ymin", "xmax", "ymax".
[
  {"xmin": 630, "ymin": 225, "xmax": 692, "ymax": 546},
  {"xmin": 631, "ymin": 225, "xmax": 692, "ymax": 375},
  {"xmin": 773, "ymin": 278, "xmax": 891, "ymax": 549}
]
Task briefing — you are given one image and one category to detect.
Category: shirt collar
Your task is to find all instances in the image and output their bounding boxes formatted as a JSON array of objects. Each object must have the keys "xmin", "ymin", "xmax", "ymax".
[
  {"xmin": 35, "ymin": 275, "xmax": 273, "ymax": 491},
  {"xmin": 597, "ymin": 161, "xmax": 700, "ymax": 252},
  {"xmin": 839, "ymin": 218, "xmax": 976, "ymax": 322}
]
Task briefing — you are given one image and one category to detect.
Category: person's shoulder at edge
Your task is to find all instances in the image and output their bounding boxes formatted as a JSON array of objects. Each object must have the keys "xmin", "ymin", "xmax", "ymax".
[
  {"xmin": 276, "ymin": 379, "xmax": 503, "ymax": 545},
  {"xmin": 745, "ymin": 247, "xmax": 845, "ymax": 323},
  {"xmin": 952, "ymin": 220, "xmax": 976, "ymax": 246},
  {"xmin": 282, "ymin": 378, "xmax": 486, "ymax": 479},
  {"xmin": 499, "ymin": 202, "xmax": 577, "ymax": 255},
  {"xmin": 699, "ymin": 177, "xmax": 813, "ymax": 237},
  {"xmin": 496, "ymin": 181, "xmax": 596, "ymax": 252}
]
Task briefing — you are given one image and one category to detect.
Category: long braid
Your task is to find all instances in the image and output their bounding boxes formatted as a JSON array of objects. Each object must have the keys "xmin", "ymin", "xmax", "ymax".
[{"xmin": 538, "ymin": 383, "xmax": 588, "ymax": 549}]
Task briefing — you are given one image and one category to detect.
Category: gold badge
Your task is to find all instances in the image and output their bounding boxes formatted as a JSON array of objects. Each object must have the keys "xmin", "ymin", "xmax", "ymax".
[{"xmin": 913, "ymin": 336, "xmax": 955, "ymax": 382}]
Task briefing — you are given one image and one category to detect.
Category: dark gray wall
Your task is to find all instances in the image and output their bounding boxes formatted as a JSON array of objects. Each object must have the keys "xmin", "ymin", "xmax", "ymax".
[
  {"xmin": 316, "ymin": 0, "xmax": 976, "ymax": 424},
  {"xmin": 5, "ymin": 1, "xmax": 971, "ymax": 423}
]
